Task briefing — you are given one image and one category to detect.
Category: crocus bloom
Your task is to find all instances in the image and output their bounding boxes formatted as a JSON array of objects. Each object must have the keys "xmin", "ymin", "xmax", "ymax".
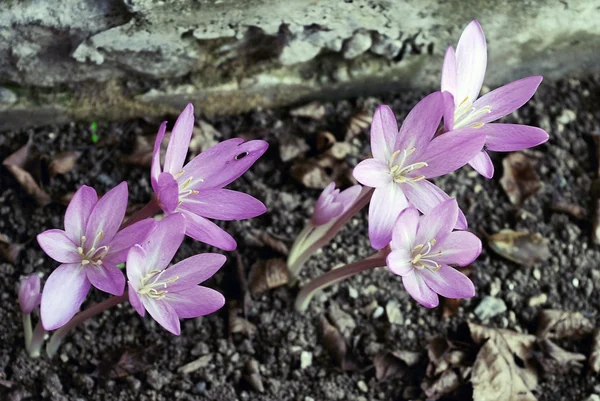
[
  {"xmin": 18, "ymin": 274, "xmax": 42, "ymax": 314},
  {"xmin": 151, "ymin": 104, "xmax": 269, "ymax": 251},
  {"xmin": 310, "ymin": 182, "xmax": 362, "ymax": 226},
  {"xmin": 386, "ymin": 199, "xmax": 481, "ymax": 308},
  {"xmin": 37, "ymin": 183, "xmax": 157, "ymax": 330},
  {"xmin": 441, "ymin": 20, "xmax": 549, "ymax": 178},
  {"xmin": 353, "ymin": 93, "xmax": 485, "ymax": 250},
  {"xmin": 127, "ymin": 213, "xmax": 226, "ymax": 335}
]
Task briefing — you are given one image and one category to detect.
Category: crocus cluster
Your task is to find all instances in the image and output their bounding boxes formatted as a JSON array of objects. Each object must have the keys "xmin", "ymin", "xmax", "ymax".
[
  {"xmin": 293, "ymin": 20, "xmax": 548, "ymax": 310},
  {"xmin": 21, "ymin": 104, "xmax": 268, "ymax": 357}
]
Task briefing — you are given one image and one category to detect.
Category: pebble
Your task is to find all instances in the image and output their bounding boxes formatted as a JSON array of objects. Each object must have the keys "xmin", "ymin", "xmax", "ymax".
[
  {"xmin": 372, "ymin": 306, "xmax": 384, "ymax": 319},
  {"xmin": 533, "ymin": 269, "xmax": 541, "ymax": 280},
  {"xmin": 573, "ymin": 278, "xmax": 580, "ymax": 288},
  {"xmin": 300, "ymin": 351, "xmax": 313, "ymax": 369},
  {"xmin": 489, "ymin": 278, "xmax": 501, "ymax": 297},
  {"xmin": 474, "ymin": 296, "xmax": 507, "ymax": 320},
  {"xmin": 362, "ymin": 285, "xmax": 378, "ymax": 295},
  {"xmin": 528, "ymin": 293, "xmax": 548, "ymax": 307},
  {"xmin": 557, "ymin": 109, "xmax": 577, "ymax": 124},
  {"xmin": 385, "ymin": 300, "xmax": 403, "ymax": 325},
  {"xmin": 357, "ymin": 380, "xmax": 368, "ymax": 393},
  {"xmin": 304, "ymin": 397, "xmax": 315, "ymax": 401},
  {"xmin": 348, "ymin": 286, "xmax": 358, "ymax": 299},
  {"xmin": 584, "ymin": 395, "xmax": 600, "ymax": 401}
]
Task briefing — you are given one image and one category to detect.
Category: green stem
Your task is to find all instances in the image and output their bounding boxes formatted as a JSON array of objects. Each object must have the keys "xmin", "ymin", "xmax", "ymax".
[
  {"xmin": 120, "ymin": 196, "xmax": 161, "ymax": 229},
  {"xmin": 22, "ymin": 314, "xmax": 32, "ymax": 353},
  {"xmin": 295, "ymin": 251, "xmax": 387, "ymax": 313},
  {"xmin": 29, "ymin": 322, "xmax": 47, "ymax": 358},
  {"xmin": 46, "ymin": 294, "xmax": 127, "ymax": 358}
]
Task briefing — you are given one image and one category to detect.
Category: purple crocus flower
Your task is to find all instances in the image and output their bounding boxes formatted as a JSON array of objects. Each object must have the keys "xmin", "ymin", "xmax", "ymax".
[
  {"xmin": 441, "ymin": 20, "xmax": 549, "ymax": 178},
  {"xmin": 127, "ymin": 213, "xmax": 226, "ymax": 335},
  {"xmin": 37, "ymin": 183, "xmax": 157, "ymax": 330},
  {"xmin": 18, "ymin": 274, "xmax": 42, "ymax": 314},
  {"xmin": 353, "ymin": 93, "xmax": 485, "ymax": 250},
  {"xmin": 386, "ymin": 199, "xmax": 481, "ymax": 308},
  {"xmin": 310, "ymin": 182, "xmax": 362, "ymax": 226},
  {"xmin": 151, "ymin": 104, "xmax": 269, "ymax": 251}
]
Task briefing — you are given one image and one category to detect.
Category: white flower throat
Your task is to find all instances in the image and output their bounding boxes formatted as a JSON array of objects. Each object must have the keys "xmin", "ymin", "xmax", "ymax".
[
  {"xmin": 388, "ymin": 148, "xmax": 427, "ymax": 184},
  {"xmin": 453, "ymin": 96, "xmax": 492, "ymax": 129},
  {"xmin": 138, "ymin": 269, "xmax": 180, "ymax": 300},
  {"xmin": 411, "ymin": 239, "xmax": 443, "ymax": 271},
  {"xmin": 77, "ymin": 230, "xmax": 109, "ymax": 267},
  {"xmin": 173, "ymin": 170, "xmax": 202, "ymax": 207}
]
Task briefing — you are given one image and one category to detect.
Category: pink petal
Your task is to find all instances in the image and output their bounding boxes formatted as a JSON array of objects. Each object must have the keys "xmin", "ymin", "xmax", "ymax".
[
  {"xmin": 415, "ymin": 198, "xmax": 458, "ymax": 246},
  {"xmin": 40, "ymin": 263, "xmax": 91, "ymax": 330},
  {"xmin": 419, "ymin": 264, "xmax": 475, "ymax": 299},
  {"xmin": 442, "ymin": 91, "xmax": 455, "ymax": 132},
  {"xmin": 64, "ymin": 185, "xmax": 98, "ymax": 244},
  {"xmin": 164, "ymin": 103, "xmax": 195, "ymax": 174},
  {"xmin": 162, "ymin": 253, "xmax": 227, "ymax": 292},
  {"xmin": 370, "ymin": 105, "xmax": 398, "ymax": 161},
  {"xmin": 435, "ymin": 231, "xmax": 482, "ymax": 266},
  {"xmin": 128, "ymin": 283, "xmax": 145, "ymax": 317},
  {"xmin": 475, "ymin": 76, "xmax": 543, "ymax": 124},
  {"xmin": 181, "ymin": 189, "xmax": 266, "ymax": 221},
  {"xmin": 386, "ymin": 249, "xmax": 414, "ymax": 276},
  {"xmin": 353, "ymin": 158, "xmax": 391, "ymax": 188},
  {"xmin": 142, "ymin": 213, "xmax": 186, "ymax": 271},
  {"xmin": 167, "ymin": 286, "xmax": 225, "ymax": 318},
  {"xmin": 37, "ymin": 229, "xmax": 80, "ymax": 263},
  {"xmin": 335, "ymin": 185, "xmax": 363, "ymax": 213},
  {"xmin": 390, "ymin": 207, "xmax": 419, "ymax": 250},
  {"xmin": 126, "ymin": 244, "xmax": 148, "ymax": 288},
  {"xmin": 18, "ymin": 274, "xmax": 42, "ymax": 314},
  {"xmin": 181, "ymin": 211, "xmax": 237, "ymax": 251},
  {"xmin": 441, "ymin": 46, "xmax": 457, "ymax": 96},
  {"xmin": 85, "ymin": 181, "xmax": 128, "ymax": 246},
  {"xmin": 396, "ymin": 92, "xmax": 444, "ymax": 160},
  {"xmin": 85, "ymin": 263, "xmax": 126, "ymax": 296},
  {"xmin": 468, "ymin": 150, "xmax": 494, "ymax": 178},
  {"xmin": 480, "ymin": 123, "xmax": 549, "ymax": 152},
  {"xmin": 105, "ymin": 218, "xmax": 157, "ymax": 264},
  {"xmin": 455, "ymin": 20, "xmax": 487, "ymax": 105},
  {"xmin": 142, "ymin": 297, "xmax": 181, "ymax": 335},
  {"xmin": 151, "ymin": 121, "xmax": 167, "ymax": 193},
  {"xmin": 402, "ymin": 271, "xmax": 439, "ymax": 308},
  {"xmin": 311, "ymin": 200, "xmax": 343, "ymax": 226},
  {"xmin": 157, "ymin": 172, "xmax": 179, "ymax": 213},
  {"xmin": 418, "ymin": 127, "xmax": 486, "ymax": 178},
  {"xmin": 403, "ymin": 180, "xmax": 468, "ymax": 230},
  {"xmin": 368, "ymin": 183, "xmax": 409, "ymax": 250}
]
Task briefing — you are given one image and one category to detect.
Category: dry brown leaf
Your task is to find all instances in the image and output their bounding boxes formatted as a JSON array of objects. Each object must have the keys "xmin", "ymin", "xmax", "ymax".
[
  {"xmin": 248, "ymin": 258, "xmax": 289, "ymax": 297},
  {"xmin": 121, "ymin": 133, "xmax": 168, "ymax": 167},
  {"xmin": 3, "ymin": 139, "xmax": 51, "ymax": 206},
  {"xmin": 319, "ymin": 315, "xmax": 358, "ymax": 371},
  {"xmin": 551, "ymin": 197, "xmax": 586, "ymax": 220},
  {"xmin": 246, "ymin": 229, "xmax": 289, "ymax": 255},
  {"xmin": 48, "ymin": 151, "xmax": 80, "ymax": 175},
  {"xmin": 487, "ymin": 230, "xmax": 551, "ymax": 266},
  {"xmin": 107, "ymin": 348, "xmax": 151, "ymax": 378},
  {"xmin": 534, "ymin": 339, "xmax": 585, "ymax": 374},
  {"xmin": 326, "ymin": 142, "xmax": 351, "ymax": 160},
  {"xmin": 589, "ymin": 329, "xmax": 600, "ymax": 373},
  {"xmin": 392, "ymin": 350, "xmax": 421, "ymax": 367},
  {"xmin": 421, "ymin": 369, "xmax": 462, "ymax": 400},
  {"xmin": 278, "ymin": 134, "xmax": 309, "ymax": 162},
  {"xmin": 228, "ymin": 300, "xmax": 257, "ymax": 337},
  {"xmin": 290, "ymin": 101, "xmax": 325, "ymax": 120},
  {"xmin": 242, "ymin": 359, "xmax": 264, "ymax": 393},
  {"xmin": 0, "ymin": 234, "xmax": 22, "ymax": 264},
  {"xmin": 374, "ymin": 353, "xmax": 407, "ymax": 381},
  {"xmin": 500, "ymin": 152, "xmax": 542, "ymax": 205},
  {"xmin": 442, "ymin": 298, "xmax": 461, "ymax": 318},
  {"xmin": 327, "ymin": 302, "xmax": 356, "ymax": 341},
  {"xmin": 536, "ymin": 309, "xmax": 594, "ymax": 339},
  {"xmin": 345, "ymin": 109, "xmax": 372, "ymax": 140},
  {"xmin": 316, "ymin": 131, "xmax": 336, "ymax": 153},
  {"xmin": 189, "ymin": 121, "xmax": 220, "ymax": 158},
  {"xmin": 291, "ymin": 155, "xmax": 355, "ymax": 189},
  {"xmin": 426, "ymin": 337, "xmax": 469, "ymax": 377}
]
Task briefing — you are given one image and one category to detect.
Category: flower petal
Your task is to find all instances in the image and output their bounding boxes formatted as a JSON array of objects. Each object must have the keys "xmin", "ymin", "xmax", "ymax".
[
  {"xmin": 474, "ymin": 76, "xmax": 543, "ymax": 124},
  {"xmin": 386, "ymin": 249, "xmax": 414, "ymax": 277},
  {"xmin": 167, "ymin": 286, "xmax": 225, "ymax": 318},
  {"xmin": 86, "ymin": 262, "xmax": 126, "ymax": 296},
  {"xmin": 142, "ymin": 213, "xmax": 186, "ymax": 272},
  {"xmin": 105, "ymin": 218, "xmax": 157, "ymax": 264},
  {"xmin": 40, "ymin": 263, "xmax": 90, "ymax": 330},
  {"xmin": 455, "ymin": 20, "xmax": 487, "ymax": 105},
  {"xmin": 403, "ymin": 180, "xmax": 468, "ymax": 230},
  {"xmin": 18, "ymin": 274, "xmax": 41, "ymax": 314},
  {"xmin": 335, "ymin": 185, "xmax": 363, "ymax": 213},
  {"xmin": 480, "ymin": 123, "xmax": 549, "ymax": 152},
  {"xmin": 442, "ymin": 91, "xmax": 455, "ymax": 132},
  {"xmin": 419, "ymin": 264, "xmax": 475, "ymax": 299},
  {"xmin": 162, "ymin": 253, "xmax": 227, "ymax": 292},
  {"xmin": 391, "ymin": 206, "xmax": 419, "ymax": 250},
  {"xmin": 164, "ymin": 103, "xmax": 195, "ymax": 174},
  {"xmin": 370, "ymin": 105, "xmax": 398, "ymax": 161},
  {"xmin": 353, "ymin": 158, "xmax": 392, "ymax": 188},
  {"xmin": 157, "ymin": 172, "xmax": 179, "ymax": 213},
  {"xmin": 415, "ymin": 198, "xmax": 458, "ymax": 246},
  {"xmin": 126, "ymin": 244, "xmax": 148, "ymax": 288},
  {"xmin": 142, "ymin": 297, "xmax": 181, "ymax": 335},
  {"xmin": 396, "ymin": 92, "xmax": 444, "ymax": 160},
  {"xmin": 85, "ymin": 181, "xmax": 128, "ymax": 246},
  {"xmin": 181, "ymin": 211, "xmax": 237, "ymax": 251},
  {"xmin": 368, "ymin": 183, "xmax": 409, "ymax": 250},
  {"xmin": 311, "ymin": 200, "xmax": 343, "ymax": 226},
  {"xmin": 181, "ymin": 189, "xmax": 266, "ymax": 221},
  {"xmin": 468, "ymin": 150, "xmax": 494, "ymax": 178},
  {"xmin": 128, "ymin": 283, "xmax": 145, "ymax": 317},
  {"xmin": 402, "ymin": 271, "xmax": 439, "ymax": 308},
  {"xmin": 418, "ymin": 127, "xmax": 486, "ymax": 178},
  {"xmin": 151, "ymin": 121, "xmax": 167, "ymax": 193},
  {"xmin": 441, "ymin": 46, "xmax": 457, "ymax": 96},
  {"xmin": 64, "ymin": 185, "xmax": 98, "ymax": 244},
  {"xmin": 435, "ymin": 231, "xmax": 482, "ymax": 266},
  {"xmin": 37, "ymin": 229, "xmax": 80, "ymax": 263}
]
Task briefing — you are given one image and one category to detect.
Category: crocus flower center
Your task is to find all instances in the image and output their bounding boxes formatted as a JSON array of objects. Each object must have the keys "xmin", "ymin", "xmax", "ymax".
[
  {"xmin": 174, "ymin": 170, "xmax": 202, "ymax": 207},
  {"xmin": 388, "ymin": 148, "xmax": 428, "ymax": 184},
  {"xmin": 137, "ymin": 269, "xmax": 179, "ymax": 300},
  {"xmin": 410, "ymin": 239, "xmax": 442, "ymax": 271},
  {"xmin": 77, "ymin": 230, "xmax": 110, "ymax": 266},
  {"xmin": 453, "ymin": 96, "xmax": 492, "ymax": 129}
]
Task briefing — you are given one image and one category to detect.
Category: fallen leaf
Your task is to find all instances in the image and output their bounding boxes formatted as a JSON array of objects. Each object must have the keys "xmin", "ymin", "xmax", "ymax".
[
  {"xmin": 48, "ymin": 151, "xmax": 80, "ymax": 176},
  {"xmin": 278, "ymin": 133, "xmax": 309, "ymax": 162},
  {"xmin": 225, "ymin": 252, "xmax": 255, "ymax": 337},
  {"xmin": 345, "ymin": 109, "xmax": 372, "ymax": 141},
  {"xmin": 242, "ymin": 359, "xmax": 264, "ymax": 393},
  {"xmin": 228, "ymin": 301, "xmax": 257, "ymax": 337},
  {"xmin": 3, "ymin": 139, "xmax": 51, "ymax": 206},
  {"xmin": 326, "ymin": 142, "xmax": 351, "ymax": 160},
  {"xmin": 533, "ymin": 339, "xmax": 585, "ymax": 374},
  {"xmin": 320, "ymin": 315, "xmax": 358, "ymax": 371},
  {"xmin": 291, "ymin": 155, "xmax": 355, "ymax": 189},
  {"xmin": 290, "ymin": 101, "xmax": 325, "ymax": 120},
  {"xmin": 245, "ymin": 229, "xmax": 289, "ymax": 255},
  {"xmin": 0, "ymin": 234, "xmax": 23, "ymax": 264},
  {"xmin": 189, "ymin": 121, "xmax": 220, "ymax": 159},
  {"xmin": 178, "ymin": 354, "xmax": 213, "ymax": 374},
  {"xmin": 536, "ymin": 309, "xmax": 594, "ymax": 339},
  {"xmin": 487, "ymin": 230, "xmax": 551, "ymax": 266},
  {"xmin": 374, "ymin": 353, "xmax": 407, "ymax": 381},
  {"xmin": 421, "ymin": 369, "xmax": 462, "ymax": 400},
  {"xmin": 248, "ymin": 258, "xmax": 289, "ymax": 297},
  {"xmin": 442, "ymin": 298, "xmax": 461, "ymax": 318},
  {"xmin": 316, "ymin": 131, "xmax": 336, "ymax": 153},
  {"xmin": 589, "ymin": 329, "xmax": 600, "ymax": 373},
  {"xmin": 426, "ymin": 337, "xmax": 469, "ymax": 377},
  {"xmin": 551, "ymin": 197, "xmax": 586, "ymax": 220},
  {"xmin": 327, "ymin": 302, "xmax": 356, "ymax": 341},
  {"xmin": 392, "ymin": 350, "xmax": 421, "ymax": 367},
  {"xmin": 107, "ymin": 348, "xmax": 151, "ymax": 378},
  {"xmin": 500, "ymin": 152, "xmax": 542, "ymax": 205},
  {"xmin": 121, "ymin": 133, "xmax": 168, "ymax": 167}
]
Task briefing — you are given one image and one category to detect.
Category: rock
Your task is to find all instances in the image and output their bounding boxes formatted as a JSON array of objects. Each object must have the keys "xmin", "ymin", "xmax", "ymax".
[
  {"xmin": 528, "ymin": 293, "xmax": 548, "ymax": 307},
  {"xmin": 300, "ymin": 351, "xmax": 313, "ymax": 369},
  {"xmin": 557, "ymin": 109, "xmax": 577, "ymax": 124},
  {"xmin": 584, "ymin": 395, "xmax": 600, "ymax": 401},
  {"xmin": 372, "ymin": 306, "xmax": 384, "ymax": 319},
  {"xmin": 385, "ymin": 300, "xmax": 403, "ymax": 325},
  {"xmin": 0, "ymin": 87, "xmax": 17, "ymax": 105},
  {"xmin": 474, "ymin": 296, "xmax": 507, "ymax": 320},
  {"xmin": 343, "ymin": 31, "xmax": 373, "ymax": 59},
  {"xmin": 357, "ymin": 380, "xmax": 368, "ymax": 393}
]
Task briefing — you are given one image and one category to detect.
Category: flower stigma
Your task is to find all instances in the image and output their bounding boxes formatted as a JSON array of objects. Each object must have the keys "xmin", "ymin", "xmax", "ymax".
[
  {"xmin": 388, "ymin": 148, "xmax": 428, "ymax": 183},
  {"xmin": 138, "ymin": 269, "xmax": 180, "ymax": 300},
  {"xmin": 411, "ymin": 239, "xmax": 442, "ymax": 271}
]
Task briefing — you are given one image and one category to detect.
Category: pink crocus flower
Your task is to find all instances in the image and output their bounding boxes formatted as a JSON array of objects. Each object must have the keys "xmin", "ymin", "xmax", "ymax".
[
  {"xmin": 353, "ymin": 93, "xmax": 485, "ymax": 250},
  {"xmin": 152, "ymin": 104, "xmax": 269, "ymax": 251},
  {"xmin": 386, "ymin": 199, "xmax": 481, "ymax": 308},
  {"xmin": 37, "ymin": 183, "xmax": 157, "ymax": 330},
  {"xmin": 441, "ymin": 20, "xmax": 549, "ymax": 178},
  {"xmin": 127, "ymin": 213, "xmax": 226, "ymax": 335},
  {"xmin": 310, "ymin": 182, "xmax": 362, "ymax": 226},
  {"xmin": 18, "ymin": 274, "xmax": 42, "ymax": 314}
]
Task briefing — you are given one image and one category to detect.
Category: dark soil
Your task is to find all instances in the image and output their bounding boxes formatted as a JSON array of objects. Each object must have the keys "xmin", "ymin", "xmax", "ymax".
[{"xmin": 1, "ymin": 73, "xmax": 600, "ymax": 401}]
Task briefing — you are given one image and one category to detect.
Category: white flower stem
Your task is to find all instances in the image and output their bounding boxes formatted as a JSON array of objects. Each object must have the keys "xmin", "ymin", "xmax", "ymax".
[{"xmin": 22, "ymin": 313, "xmax": 32, "ymax": 352}]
